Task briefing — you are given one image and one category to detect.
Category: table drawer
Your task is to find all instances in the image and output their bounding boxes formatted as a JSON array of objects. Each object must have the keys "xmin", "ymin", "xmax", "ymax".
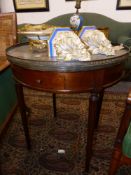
[{"xmin": 12, "ymin": 65, "xmax": 65, "ymax": 91}]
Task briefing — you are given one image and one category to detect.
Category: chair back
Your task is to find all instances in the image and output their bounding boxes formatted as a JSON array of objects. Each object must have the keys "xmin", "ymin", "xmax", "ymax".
[
  {"xmin": 0, "ymin": 12, "xmax": 17, "ymax": 57},
  {"xmin": 109, "ymin": 89, "xmax": 131, "ymax": 175}
]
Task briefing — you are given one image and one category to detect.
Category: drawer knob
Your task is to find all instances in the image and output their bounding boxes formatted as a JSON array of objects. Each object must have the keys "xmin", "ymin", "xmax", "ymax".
[{"xmin": 36, "ymin": 79, "xmax": 42, "ymax": 84}]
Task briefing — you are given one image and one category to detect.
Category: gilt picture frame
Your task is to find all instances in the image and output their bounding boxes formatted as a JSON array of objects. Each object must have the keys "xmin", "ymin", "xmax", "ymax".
[
  {"xmin": 13, "ymin": 0, "xmax": 49, "ymax": 12},
  {"xmin": 117, "ymin": 0, "xmax": 131, "ymax": 10}
]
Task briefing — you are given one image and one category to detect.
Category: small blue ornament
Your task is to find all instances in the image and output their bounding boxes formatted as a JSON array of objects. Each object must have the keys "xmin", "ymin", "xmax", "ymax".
[{"xmin": 70, "ymin": 13, "xmax": 83, "ymax": 31}]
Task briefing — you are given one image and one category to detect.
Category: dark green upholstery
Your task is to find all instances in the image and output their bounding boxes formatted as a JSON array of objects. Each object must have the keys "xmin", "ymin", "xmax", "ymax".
[
  {"xmin": 18, "ymin": 13, "xmax": 131, "ymax": 44},
  {"xmin": 46, "ymin": 13, "xmax": 131, "ymax": 44},
  {"xmin": 0, "ymin": 68, "xmax": 17, "ymax": 125}
]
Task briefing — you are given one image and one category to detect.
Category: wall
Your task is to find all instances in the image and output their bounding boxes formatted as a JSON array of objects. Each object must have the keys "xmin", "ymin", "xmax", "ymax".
[{"xmin": 1, "ymin": 0, "xmax": 131, "ymax": 24}]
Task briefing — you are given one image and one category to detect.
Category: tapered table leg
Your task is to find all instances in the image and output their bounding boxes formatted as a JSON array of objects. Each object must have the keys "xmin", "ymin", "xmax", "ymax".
[
  {"xmin": 0, "ymin": 161, "xmax": 2, "ymax": 175},
  {"xmin": 95, "ymin": 89, "xmax": 104, "ymax": 128},
  {"xmin": 53, "ymin": 93, "xmax": 57, "ymax": 118},
  {"xmin": 15, "ymin": 82, "xmax": 31, "ymax": 149},
  {"xmin": 85, "ymin": 91, "xmax": 99, "ymax": 172}
]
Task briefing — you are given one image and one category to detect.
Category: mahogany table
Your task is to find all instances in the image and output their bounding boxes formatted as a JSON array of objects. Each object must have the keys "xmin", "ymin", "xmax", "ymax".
[{"xmin": 6, "ymin": 43, "xmax": 129, "ymax": 173}]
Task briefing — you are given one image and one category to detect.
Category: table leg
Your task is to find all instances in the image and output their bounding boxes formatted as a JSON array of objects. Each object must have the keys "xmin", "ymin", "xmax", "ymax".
[
  {"xmin": 95, "ymin": 89, "xmax": 104, "ymax": 128},
  {"xmin": 15, "ymin": 82, "xmax": 31, "ymax": 149},
  {"xmin": 0, "ymin": 161, "xmax": 2, "ymax": 175},
  {"xmin": 53, "ymin": 93, "xmax": 57, "ymax": 118},
  {"xmin": 85, "ymin": 92, "xmax": 99, "ymax": 172}
]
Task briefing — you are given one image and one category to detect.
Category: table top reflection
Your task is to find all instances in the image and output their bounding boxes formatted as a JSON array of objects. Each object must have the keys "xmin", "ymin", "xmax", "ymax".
[{"xmin": 6, "ymin": 43, "xmax": 129, "ymax": 72}]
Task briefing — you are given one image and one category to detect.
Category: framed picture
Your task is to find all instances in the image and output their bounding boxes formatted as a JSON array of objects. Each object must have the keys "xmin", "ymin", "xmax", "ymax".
[
  {"xmin": 117, "ymin": 0, "xmax": 131, "ymax": 10},
  {"xmin": 13, "ymin": 0, "xmax": 49, "ymax": 12}
]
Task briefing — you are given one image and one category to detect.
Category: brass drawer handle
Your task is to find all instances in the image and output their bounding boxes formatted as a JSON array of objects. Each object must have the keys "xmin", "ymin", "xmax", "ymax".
[{"xmin": 36, "ymin": 79, "xmax": 43, "ymax": 84}]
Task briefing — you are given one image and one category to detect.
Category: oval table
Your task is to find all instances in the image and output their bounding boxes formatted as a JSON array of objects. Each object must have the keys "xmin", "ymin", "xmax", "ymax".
[{"xmin": 6, "ymin": 43, "xmax": 129, "ymax": 173}]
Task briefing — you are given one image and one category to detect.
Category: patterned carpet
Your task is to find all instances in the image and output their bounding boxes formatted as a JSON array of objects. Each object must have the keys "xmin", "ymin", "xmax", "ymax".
[{"xmin": 0, "ymin": 82, "xmax": 131, "ymax": 175}]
